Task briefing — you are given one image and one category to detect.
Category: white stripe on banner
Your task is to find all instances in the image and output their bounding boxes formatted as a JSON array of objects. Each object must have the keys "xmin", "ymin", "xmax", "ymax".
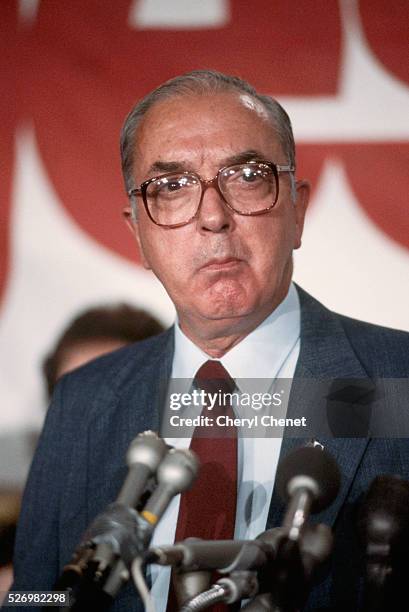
[{"xmin": 129, "ymin": 0, "xmax": 230, "ymax": 29}]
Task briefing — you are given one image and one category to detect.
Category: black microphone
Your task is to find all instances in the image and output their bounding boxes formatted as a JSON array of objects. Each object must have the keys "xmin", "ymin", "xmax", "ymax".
[
  {"xmin": 242, "ymin": 445, "xmax": 340, "ymax": 612},
  {"xmin": 357, "ymin": 475, "xmax": 409, "ymax": 612},
  {"xmin": 276, "ymin": 445, "xmax": 340, "ymax": 542},
  {"xmin": 148, "ymin": 539, "xmax": 259, "ymax": 569},
  {"xmin": 147, "ymin": 528, "xmax": 284, "ymax": 572}
]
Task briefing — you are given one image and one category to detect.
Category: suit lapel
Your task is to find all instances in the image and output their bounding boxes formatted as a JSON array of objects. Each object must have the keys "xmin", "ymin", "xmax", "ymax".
[{"xmin": 267, "ymin": 287, "xmax": 372, "ymax": 529}]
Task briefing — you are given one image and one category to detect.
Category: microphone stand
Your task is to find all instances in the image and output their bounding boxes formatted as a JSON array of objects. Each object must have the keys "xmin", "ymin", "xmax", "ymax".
[
  {"xmin": 52, "ymin": 504, "xmax": 152, "ymax": 612},
  {"xmin": 242, "ymin": 524, "xmax": 333, "ymax": 612}
]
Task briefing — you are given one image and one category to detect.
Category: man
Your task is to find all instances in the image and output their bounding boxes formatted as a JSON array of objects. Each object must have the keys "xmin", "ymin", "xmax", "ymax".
[{"xmin": 10, "ymin": 70, "xmax": 409, "ymax": 611}]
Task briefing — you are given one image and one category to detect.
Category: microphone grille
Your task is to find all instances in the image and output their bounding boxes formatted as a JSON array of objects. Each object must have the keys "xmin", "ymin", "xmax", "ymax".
[
  {"xmin": 127, "ymin": 431, "xmax": 168, "ymax": 471},
  {"xmin": 157, "ymin": 448, "xmax": 200, "ymax": 492},
  {"xmin": 276, "ymin": 446, "xmax": 341, "ymax": 513}
]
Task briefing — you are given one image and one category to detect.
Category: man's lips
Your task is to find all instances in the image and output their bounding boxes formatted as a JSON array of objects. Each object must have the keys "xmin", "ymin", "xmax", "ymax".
[{"xmin": 199, "ymin": 257, "xmax": 243, "ymax": 271}]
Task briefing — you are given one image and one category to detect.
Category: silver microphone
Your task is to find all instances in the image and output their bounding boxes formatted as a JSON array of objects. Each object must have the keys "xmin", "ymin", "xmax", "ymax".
[
  {"xmin": 116, "ymin": 430, "xmax": 168, "ymax": 507},
  {"xmin": 139, "ymin": 448, "xmax": 200, "ymax": 535}
]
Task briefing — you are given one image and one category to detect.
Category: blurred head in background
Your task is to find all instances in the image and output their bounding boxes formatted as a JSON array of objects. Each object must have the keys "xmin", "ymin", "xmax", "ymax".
[{"xmin": 43, "ymin": 303, "xmax": 164, "ymax": 398}]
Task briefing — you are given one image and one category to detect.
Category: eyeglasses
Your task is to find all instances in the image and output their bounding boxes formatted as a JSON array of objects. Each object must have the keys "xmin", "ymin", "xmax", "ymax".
[{"xmin": 128, "ymin": 160, "xmax": 295, "ymax": 228}]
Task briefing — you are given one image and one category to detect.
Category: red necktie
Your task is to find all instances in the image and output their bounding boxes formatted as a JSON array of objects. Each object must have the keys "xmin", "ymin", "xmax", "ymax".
[{"xmin": 168, "ymin": 360, "xmax": 238, "ymax": 610}]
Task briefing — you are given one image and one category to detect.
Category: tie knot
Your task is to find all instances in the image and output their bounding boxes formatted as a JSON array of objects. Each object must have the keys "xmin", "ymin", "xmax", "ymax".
[{"xmin": 194, "ymin": 360, "xmax": 235, "ymax": 395}]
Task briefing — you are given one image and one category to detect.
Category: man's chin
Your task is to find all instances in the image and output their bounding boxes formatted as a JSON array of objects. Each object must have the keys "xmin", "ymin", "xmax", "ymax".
[{"xmin": 195, "ymin": 300, "xmax": 256, "ymax": 324}]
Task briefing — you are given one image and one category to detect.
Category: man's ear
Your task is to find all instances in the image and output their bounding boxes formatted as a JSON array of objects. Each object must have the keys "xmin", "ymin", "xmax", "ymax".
[
  {"xmin": 293, "ymin": 179, "xmax": 310, "ymax": 250},
  {"xmin": 122, "ymin": 206, "xmax": 152, "ymax": 270}
]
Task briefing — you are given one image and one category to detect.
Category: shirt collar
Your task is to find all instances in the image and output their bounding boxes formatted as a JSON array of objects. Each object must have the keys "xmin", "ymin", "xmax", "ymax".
[{"xmin": 172, "ymin": 283, "xmax": 300, "ymax": 393}]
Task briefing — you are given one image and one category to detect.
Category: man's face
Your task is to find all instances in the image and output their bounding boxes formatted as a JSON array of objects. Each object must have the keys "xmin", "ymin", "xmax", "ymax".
[{"xmin": 128, "ymin": 92, "xmax": 309, "ymax": 339}]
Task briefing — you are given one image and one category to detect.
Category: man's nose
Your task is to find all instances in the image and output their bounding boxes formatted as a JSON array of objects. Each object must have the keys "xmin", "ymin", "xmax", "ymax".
[{"xmin": 197, "ymin": 181, "xmax": 233, "ymax": 233}]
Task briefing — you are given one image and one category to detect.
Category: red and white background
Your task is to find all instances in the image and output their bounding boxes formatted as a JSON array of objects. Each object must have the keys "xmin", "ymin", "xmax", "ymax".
[{"xmin": 0, "ymin": 0, "xmax": 408, "ymax": 484}]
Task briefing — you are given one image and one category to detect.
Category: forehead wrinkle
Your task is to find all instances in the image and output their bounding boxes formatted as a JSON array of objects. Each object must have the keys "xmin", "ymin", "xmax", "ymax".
[
  {"xmin": 147, "ymin": 149, "xmax": 268, "ymax": 177},
  {"xmin": 148, "ymin": 160, "xmax": 188, "ymax": 174},
  {"xmin": 222, "ymin": 149, "xmax": 267, "ymax": 165}
]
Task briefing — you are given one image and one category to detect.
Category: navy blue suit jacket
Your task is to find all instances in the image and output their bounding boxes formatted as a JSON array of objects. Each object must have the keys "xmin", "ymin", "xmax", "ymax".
[{"xmin": 10, "ymin": 288, "xmax": 409, "ymax": 611}]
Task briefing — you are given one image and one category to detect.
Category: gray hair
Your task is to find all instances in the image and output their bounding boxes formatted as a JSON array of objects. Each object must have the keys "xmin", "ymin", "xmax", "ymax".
[{"xmin": 120, "ymin": 69, "xmax": 296, "ymax": 194}]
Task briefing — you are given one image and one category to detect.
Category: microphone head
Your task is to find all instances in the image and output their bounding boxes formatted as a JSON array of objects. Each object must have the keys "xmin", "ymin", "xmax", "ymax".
[
  {"xmin": 357, "ymin": 475, "xmax": 409, "ymax": 549},
  {"xmin": 276, "ymin": 446, "xmax": 341, "ymax": 513},
  {"xmin": 127, "ymin": 431, "xmax": 168, "ymax": 472},
  {"xmin": 157, "ymin": 448, "xmax": 200, "ymax": 493}
]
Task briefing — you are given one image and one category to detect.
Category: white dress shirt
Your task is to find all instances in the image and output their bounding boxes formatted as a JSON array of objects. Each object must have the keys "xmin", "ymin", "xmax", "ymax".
[{"xmin": 150, "ymin": 283, "xmax": 301, "ymax": 611}]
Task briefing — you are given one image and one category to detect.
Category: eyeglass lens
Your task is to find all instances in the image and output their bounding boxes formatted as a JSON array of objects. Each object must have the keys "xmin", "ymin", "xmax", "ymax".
[{"xmin": 144, "ymin": 163, "xmax": 277, "ymax": 226}]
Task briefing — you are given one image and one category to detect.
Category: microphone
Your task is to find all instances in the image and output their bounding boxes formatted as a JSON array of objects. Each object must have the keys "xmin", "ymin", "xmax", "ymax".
[
  {"xmin": 147, "ymin": 529, "xmax": 284, "ymax": 572},
  {"xmin": 129, "ymin": 449, "xmax": 200, "ymax": 608},
  {"xmin": 357, "ymin": 475, "xmax": 409, "ymax": 612},
  {"xmin": 91, "ymin": 431, "xmax": 170, "ymax": 566},
  {"xmin": 53, "ymin": 431, "xmax": 168, "ymax": 610},
  {"xmin": 148, "ymin": 539, "xmax": 258, "ymax": 569},
  {"xmin": 138, "ymin": 447, "xmax": 200, "ymax": 538},
  {"xmin": 241, "ymin": 446, "xmax": 340, "ymax": 611},
  {"xmin": 116, "ymin": 430, "xmax": 169, "ymax": 507},
  {"xmin": 276, "ymin": 445, "xmax": 340, "ymax": 541},
  {"xmin": 87, "ymin": 447, "xmax": 199, "ymax": 612}
]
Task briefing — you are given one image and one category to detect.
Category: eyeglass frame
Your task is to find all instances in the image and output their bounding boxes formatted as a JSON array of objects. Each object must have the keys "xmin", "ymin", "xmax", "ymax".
[{"xmin": 127, "ymin": 160, "xmax": 295, "ymax": 229}]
